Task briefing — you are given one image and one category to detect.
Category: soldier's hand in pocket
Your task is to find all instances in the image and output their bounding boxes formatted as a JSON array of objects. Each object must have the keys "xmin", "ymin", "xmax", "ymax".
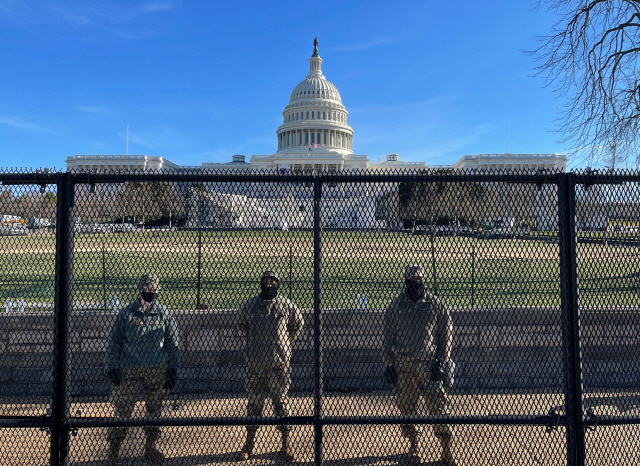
[
  {"xmin": 384, "ymin": 366, "xmax": 398, "ymax": 386},
  {"xmin": 165, "ymin": 368, "xmax": 178, "ymax": 390},
  {"xmin": 430, "ymin": 361, "xmax": 445, "ymax": 382},
  {"xmin": 106, "ymin": 369, "xmax": 121, "ymax": 386}
]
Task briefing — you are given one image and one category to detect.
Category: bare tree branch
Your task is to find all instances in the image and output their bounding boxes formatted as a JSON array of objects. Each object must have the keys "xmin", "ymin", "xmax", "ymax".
[{"xmin": 530, "ymin": 0, "xmax": 640, "ymax": 165}]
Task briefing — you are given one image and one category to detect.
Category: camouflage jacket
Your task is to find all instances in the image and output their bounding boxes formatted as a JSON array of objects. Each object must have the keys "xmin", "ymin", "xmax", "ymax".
[
  {"xmin": 105, "ymin": 299, "xmax": 181, "ymax": 371},
  {"xmin": 237, "ymin": 294, "xmax": 304, "ymax": 370},
  {"xmin": 382, "ymin": 290, "xmax": 452, "ymax": 367}
]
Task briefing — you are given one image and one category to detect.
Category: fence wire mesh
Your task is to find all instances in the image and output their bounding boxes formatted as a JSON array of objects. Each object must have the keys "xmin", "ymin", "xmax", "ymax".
[
  {"xmin": 572, "ymin": 172, "xmax": 640, "ymax": 465},
  {"xmin": 0, "ymin": 169, "xmax": 638, "ymax": 466}
]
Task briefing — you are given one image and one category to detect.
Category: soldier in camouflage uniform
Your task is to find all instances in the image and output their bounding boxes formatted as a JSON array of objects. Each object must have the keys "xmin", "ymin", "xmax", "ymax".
[
  {"xmin": 382, "ymin": 265, "xmax": 456, "ymax": 466},
  {"xmin": 236, "ymin": 271, "xmax": 304, "ymax": 462},
  {"xmin": 104, "ymin": 274, "xmax": 180, "ymax": 466}
]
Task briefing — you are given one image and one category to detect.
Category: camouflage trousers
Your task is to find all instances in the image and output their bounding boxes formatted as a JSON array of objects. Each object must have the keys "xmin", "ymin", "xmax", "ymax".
[
  {"xmin": 394, "ymin": 357, "xmax": 453, "ymax": 440},
  {"xmin": 245, "ymin": 364, "xmax": 292, "ymax": 433},
  {"xmin": 107, "ymin": 365, "xmax": 168, "ymax": 442}
]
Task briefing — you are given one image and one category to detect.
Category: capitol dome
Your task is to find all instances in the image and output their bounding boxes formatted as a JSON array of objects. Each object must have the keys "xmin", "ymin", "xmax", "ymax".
[
  {"xmin": 276, "ymin": 38, "xmax": 354, "ymax": 156},
  {"xmin": 289, "ymin": 75, "xmax": 342, "ymax": 104}
]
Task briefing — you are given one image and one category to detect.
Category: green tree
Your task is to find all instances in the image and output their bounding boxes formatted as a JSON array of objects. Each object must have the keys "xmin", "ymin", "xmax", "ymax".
[
  {"xmin": 146, "ymin": 182, "xmax": 185, "ymax": 227},
  {"xmin": 399, "ymin": 171, "xmax": 493, "ymax": 229},
  {"xmin": 0, "ymin": 190, "xmax": 14, "ymax": 215},
  {"xmin": 40, "ymin": 191, "xmax": 57, "ymax": 219},
  {"xmin": 14, "ymin": 194, "xmax": 33, "ymax": 219}
]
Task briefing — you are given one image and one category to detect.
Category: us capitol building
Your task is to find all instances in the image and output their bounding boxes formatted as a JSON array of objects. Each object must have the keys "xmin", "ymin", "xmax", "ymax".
[
  {"xmin": 66, "ymin": 38, "xmax": 567, "ymax": 174},
  {"xmin": 65, "ymin": 39, "xmax": 565, "ymax": 230}
]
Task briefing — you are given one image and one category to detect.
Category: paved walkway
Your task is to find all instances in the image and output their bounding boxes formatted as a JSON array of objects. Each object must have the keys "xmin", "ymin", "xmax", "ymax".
[{"xmin": 1, "ymin": 394, "xmax": 638, "ymax": 465}]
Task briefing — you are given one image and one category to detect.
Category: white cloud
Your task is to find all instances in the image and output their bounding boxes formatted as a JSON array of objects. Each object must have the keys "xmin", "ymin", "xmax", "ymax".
[
  {"xmin": 331, "ymin": 33, "xmax": 413, "ymax": 52},
  {"xmin": 90, "ymin": 141, "xmax": 108, "ymax": 150},
  {"xmin": 126, "ymin": 126, "xmax": 189, "ymax": 151},
  {"xmin": 0, "ymin": 1, "xmax": 178, "ymax": 37},
  {"xmin": 50, "ymin": 6, "xmax": 90, "ymax": 26},
  {"xmin": 77, "ymin": 105, "xmax": 108, "ymax": 113},
  {"xmin": 349, "ymin": 96, "xmax": 499, "ymax": 162},
  {"xmin": 142, "ymin": 1, "xmax": 176, "ymax": 12},
  {"xmin": 0, "ymin": 115, "xmax": 57, "ymax": 136}
]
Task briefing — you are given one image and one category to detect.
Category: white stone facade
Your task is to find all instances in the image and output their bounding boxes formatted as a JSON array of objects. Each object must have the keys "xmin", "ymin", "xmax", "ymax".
[
  {"xmin": 65, "ymin": 155, "xmax": 182, "ymax": 172},
  {"xmin": 453, "ymin": 153, "xmax": 567, "ymax": 172}
]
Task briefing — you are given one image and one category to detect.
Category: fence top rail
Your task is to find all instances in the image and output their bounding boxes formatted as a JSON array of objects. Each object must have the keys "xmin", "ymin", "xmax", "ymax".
[
  {"xmin": 58, "ymin": 168, "xmax": 568, "ymax": 185},
  {"xmin": 0, "ymin": 170, "xmax": 62, "ymax": 185},
  {"xmin": 3, "ymin": 167, "xmax": 640, "ymax": 184},
  {"xmin": 572, "ymin": 169, "xmax": 640, "ymax": 184}
]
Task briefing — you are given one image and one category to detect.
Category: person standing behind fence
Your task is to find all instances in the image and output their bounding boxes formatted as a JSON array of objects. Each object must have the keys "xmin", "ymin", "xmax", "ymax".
[
  {"xmin": 382, "ymin": 264, "xmax": 457, "ymax": 466},
  {"xmin": 103, "ymin": 273, "xmax": 180, "ymax": 466},
  {"xmin": 236, "ymin": 270, "xmax": 304, "ymax": 462}
]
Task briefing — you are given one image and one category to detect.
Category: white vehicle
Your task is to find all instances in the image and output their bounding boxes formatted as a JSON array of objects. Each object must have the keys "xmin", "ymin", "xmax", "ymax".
[
  {"xmin": 0, "ymin": 224, "xmax": 27, "ymax": 236},
  {"xmin": 112, "ymin": 223, "xmax": 136, "ymax": 233},
  {"xmin": 27, "ymin": 217, "xmax": 52, "ymax": 229}
]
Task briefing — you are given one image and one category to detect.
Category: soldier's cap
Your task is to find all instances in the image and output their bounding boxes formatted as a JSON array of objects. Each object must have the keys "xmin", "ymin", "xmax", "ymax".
[
  {"xmin": 138, "ymin": 273, "xmax": 161, "ymax": 292},
  {"xmin": 404, "ymin": 264, "xmax": 425, "ymax": 279},
  {"xmin": 261, "ymin": 271, "xmax": 280, "ymax": 282}
]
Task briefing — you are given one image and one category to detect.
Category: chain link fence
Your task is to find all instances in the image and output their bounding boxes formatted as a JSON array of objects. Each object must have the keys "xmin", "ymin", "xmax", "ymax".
[{"xmin": 0, "ymin": 168, "xmax": 638, "ymax": 465}]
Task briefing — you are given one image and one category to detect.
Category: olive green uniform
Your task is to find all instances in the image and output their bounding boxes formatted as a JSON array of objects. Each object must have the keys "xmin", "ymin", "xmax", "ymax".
[
  {"xmin": 382, "ymin": 290, "xmax": 453, "ymax": 439},
  {"xmin": 105, "ymin": 299, "xmax": 180, "ymax": 442},
  {"xmin": 237, "ymin": 294, "xmax": 304, "ymax": 433}
]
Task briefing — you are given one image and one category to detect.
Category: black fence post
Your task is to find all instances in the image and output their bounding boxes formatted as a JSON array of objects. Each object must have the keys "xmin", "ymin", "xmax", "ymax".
[
  {"xmin": 196, "ymin": 199, "xmax": 202, "ymax": 309},
  {"xmin": 429, "ymin": 231, "xmax": 437, "ymax": 294},
  {"xmin": 51, "ymin": 173, "xmax": 74, "ymax": 466},
  {"xmin": 558, "ymin": 173, "xmax": 585, "ymax": 466},
  {"xmin": 313, "ymin": 175, "xmax": 323, "ymax": 466},
  {"xmin": 102, "ymin": 234, "xmax": 107, "ymax": 310},
  {"xmin": 470, "ymin": 244, "xmax": 476, "ymax": 308},
  {"xmin": 289, "ymin": 244, "xmax": 293, "ymax": 301}
]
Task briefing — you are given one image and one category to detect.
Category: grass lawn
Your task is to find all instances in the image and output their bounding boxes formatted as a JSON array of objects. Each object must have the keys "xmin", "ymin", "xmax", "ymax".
[{"xmin": 0, "ymin": 230, "xmax": 637, "ymax": 310}]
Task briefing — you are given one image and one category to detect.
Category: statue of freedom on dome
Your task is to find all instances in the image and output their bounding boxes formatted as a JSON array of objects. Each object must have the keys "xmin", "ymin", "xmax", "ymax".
[{"xmin": 313, "ymin": 37, "xmax": 318, "ymax": 53}]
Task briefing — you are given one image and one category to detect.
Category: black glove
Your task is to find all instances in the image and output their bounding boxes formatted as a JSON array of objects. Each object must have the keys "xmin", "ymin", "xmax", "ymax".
[
  {"xmin": 384, "ymin": 366, "xmax": 398, "ymax": 386},
  {"xmin": 165, "ymin": 368, "xmax": 178, "ymax": 391},
  {"xmin": 106, "ymin": 369, "xmax": 121, "ymax": 386},
  {"xmin": 430, "ymin": 360, "xmax": 445, "ymax": 382}
]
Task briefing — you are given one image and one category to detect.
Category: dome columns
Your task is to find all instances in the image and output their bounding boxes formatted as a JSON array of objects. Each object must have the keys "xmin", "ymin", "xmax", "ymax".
[{"xmin": 278, "ymin": 127, "xmax": 352, "ymax": 151}]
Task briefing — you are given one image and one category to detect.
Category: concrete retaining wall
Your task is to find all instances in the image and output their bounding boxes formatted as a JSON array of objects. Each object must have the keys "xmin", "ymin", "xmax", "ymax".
[{"xmin": 0, "ymin": 307, "xmax": 638, "ymax": 400}]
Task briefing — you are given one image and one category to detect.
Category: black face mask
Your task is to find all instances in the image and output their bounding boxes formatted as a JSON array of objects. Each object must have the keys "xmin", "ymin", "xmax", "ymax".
[
  {"xmin": 141, "ymin": 291, "xmax": 158, "ymax": 304},
  {"xmin": 260, "ymin": 281, "xmax": 279, "ymax": 301},
  {"xmin": 405, "ymin": 279, "xmax": 425, "ymax": 302}
]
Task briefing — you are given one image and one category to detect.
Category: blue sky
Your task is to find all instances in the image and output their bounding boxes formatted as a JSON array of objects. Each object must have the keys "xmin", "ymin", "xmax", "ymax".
[{"xmin": 0, "ymin": 1, "xmax": 580, "ymax": 169}]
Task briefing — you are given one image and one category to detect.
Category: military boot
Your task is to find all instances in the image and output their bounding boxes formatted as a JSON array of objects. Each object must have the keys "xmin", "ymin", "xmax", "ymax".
[
  {"xmin": 407, "ymin": 433, "xmax": 422, "ymax": 465},
  {"xmin": 104, "ymin": 437, "xmax": 124, "ymax": 466},
  {"xmin": 438, "ymin": 435, "xmax": 457, "ymax": 466},
  {"xmin": 236, "ymin": 429, "xmax": 256, "ymax": 461},
  {"xmin": 143, "ymin": 433, "xmax": 165, "ymax": 465},
  {"xmin": 280, "ymin": 429, "xmax": 295, "ymax": 463}
]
